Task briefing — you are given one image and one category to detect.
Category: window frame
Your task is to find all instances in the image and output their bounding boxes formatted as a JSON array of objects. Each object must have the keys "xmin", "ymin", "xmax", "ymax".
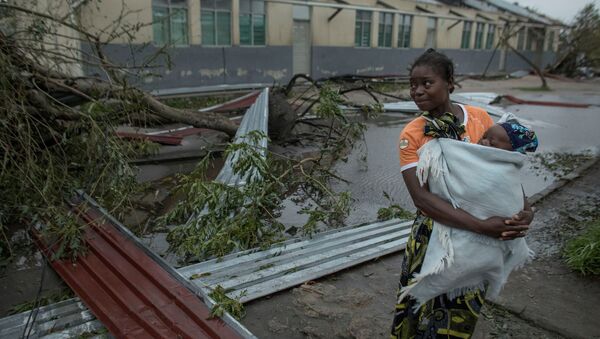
[
  {"xmin": 378, "ymin": 12, "xmax": 393, "ymax": 48},
  {"xmin": 239, "ymin": 0, "xmax": 266, "ymax": 46},
  {"xmin": 546, "ymin": 29, "xmax": 555, "ymax": 51},
  {"xmin": 461, "ymin": 21, "xmax": 472, "ymax": 49},
  {"xmin": 201, "ymin": 0, "xmax": 232, "ymax": 46},
  {"xmin": 516, "ymin": 27, "xmax": 525, "ymax": 50},
  {"xmin": 425, "ymin": 17, "xmax": 437, "ymax": 48},
  {"xmin": 152, "ymin": 0, "xmax": 189, "ymax": 47},
  {"xmin": 355, "ymin": 10, "xmax": 372, "ymax": 47},
  {"xmin": 397, "ymin": 14, "xmax": 412, "ymax": 48},
  {"xmin": 474, "ymin": 22, "xmax": 484, "ymax": 49},
  {"xmin": 485, "ymin": 24, "xmax": 496, "ymax": 49}
]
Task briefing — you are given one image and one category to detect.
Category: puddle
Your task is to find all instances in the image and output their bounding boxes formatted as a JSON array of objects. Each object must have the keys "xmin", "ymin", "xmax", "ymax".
[{"xmin": 313, "ymin": 101, "xmax": 600, "ymax": 226}]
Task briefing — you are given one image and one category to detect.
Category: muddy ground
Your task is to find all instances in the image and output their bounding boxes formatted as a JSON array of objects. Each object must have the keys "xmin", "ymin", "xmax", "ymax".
[{"xmin": 240, "ymin": 158, "xmax": 600, "ymax": 339}]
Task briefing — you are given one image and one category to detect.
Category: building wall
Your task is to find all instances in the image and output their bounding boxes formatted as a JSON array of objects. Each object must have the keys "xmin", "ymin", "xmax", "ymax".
[
  {"xmin": 79, "ymin": 0, "xmax": 153, "ymax": 44},
  {"xmin": 6, "ymin": 0, "xmax": 84, "ymax": 76},
  {"xmin": 77, "ymin": 0, "xmax": 561, "ymax": 90},
  {"xmin": 83, "ymin": 43, "xmax": 292, "ymax": 89},
  {"xmin": 267, "ymin": 3, "xmax": 293, "ymax": 45}
]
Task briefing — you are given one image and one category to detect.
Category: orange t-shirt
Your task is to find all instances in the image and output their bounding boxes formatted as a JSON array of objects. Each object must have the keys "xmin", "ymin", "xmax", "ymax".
[{"xmin": 398, "ymin": 104, "xmax": 494, "ymax": 171}]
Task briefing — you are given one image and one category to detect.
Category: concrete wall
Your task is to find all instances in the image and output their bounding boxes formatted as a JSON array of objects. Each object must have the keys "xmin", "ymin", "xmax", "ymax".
[
  {"xmin": 85, "ymin": 44, "xmax": 555, "ymax": 90},
  {"xmin": 311, "ymin": 46, "xmax": 543, "ymax": 79},
  {"xmin": 83, "ymin": 44, "xmax": 292, "ymax": 89},
  {"xmin": 312, "ymin": 47, "xmax": 425, "ymax": 78}
]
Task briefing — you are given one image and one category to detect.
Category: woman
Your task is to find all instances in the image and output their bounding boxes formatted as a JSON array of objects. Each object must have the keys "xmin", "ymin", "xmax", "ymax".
[{"xmin": 391, "ymin": 49, "xmax": 533, "ymax": 339}]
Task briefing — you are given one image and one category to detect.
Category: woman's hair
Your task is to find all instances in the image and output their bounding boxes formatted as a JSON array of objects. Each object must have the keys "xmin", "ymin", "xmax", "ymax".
[{"xmin": 410, "ymin": 49, "xmax": 455, "ymax": 92}]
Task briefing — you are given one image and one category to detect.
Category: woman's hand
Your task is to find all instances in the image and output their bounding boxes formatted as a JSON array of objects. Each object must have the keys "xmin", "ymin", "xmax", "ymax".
[
  {"xmin": 498, "ymin": 209, "xmax": 534, "ymax": 240},
  {"xmin": 476, "ymin": 215, "xmax": 530, "ymax": 240}
]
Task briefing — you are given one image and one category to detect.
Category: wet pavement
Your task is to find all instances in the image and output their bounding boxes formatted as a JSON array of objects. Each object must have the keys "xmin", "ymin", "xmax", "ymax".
[{"xmin": 328, "ymin": 92, "xmax": 600, "ymax": 226}]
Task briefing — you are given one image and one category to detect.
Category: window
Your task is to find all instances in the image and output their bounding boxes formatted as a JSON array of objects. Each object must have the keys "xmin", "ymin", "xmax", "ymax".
[
  {"xmin": 516, "ymin": 27, "xmax": 525, "ymax": 50},
  {"xmin": 201, "ymin": 0, "xmax": 231, "ymax": 45},
  {"xmin": 525, "ymin": 27, "xmax": 534, "ymax": 50},
  {"xmin": 397, "ymin": 14, "xmax": 412, "ymax": 48},
  {"xmin": 355, "ymin": 10, "xmax": 371, "ymax": 47},
  {"xmin": 425, "ymin": 17, "xmax": 437, "ymax": 48},
  {"xmin": 485, "ymin": 24, "xmax": 495, "ymax": 49},
  {"xmin": 461, "ymin": 21, "xmax": 472, "ymax": 49},
  {"xmin": 378, "ymin": 12, "xmax": 393, "ymax": 47},
  {"xmin": 546, "ymin": 30, "xmax": 554, "ymax": 51},
  {"xmin": 152, "ymin": 0, "xmax": 189, "ymax": 46},
  {"xmin": 240, "ymin": 0, "xmax": 265, "ymax": 45},
  {"xmin": 474, "ymin": 22, "xmax": 484, "ymax": 49}
]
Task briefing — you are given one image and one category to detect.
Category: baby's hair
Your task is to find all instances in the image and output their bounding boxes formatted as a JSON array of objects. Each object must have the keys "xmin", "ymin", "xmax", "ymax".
[{"xmin": 410, "ymin": 48, "xmax": 456, "ymax": 92}]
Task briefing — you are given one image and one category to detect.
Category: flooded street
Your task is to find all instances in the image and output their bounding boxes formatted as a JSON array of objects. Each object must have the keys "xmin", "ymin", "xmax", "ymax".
[{"xmin": 329, "ymin": 92, "xmax": 600, "ymax": 226}]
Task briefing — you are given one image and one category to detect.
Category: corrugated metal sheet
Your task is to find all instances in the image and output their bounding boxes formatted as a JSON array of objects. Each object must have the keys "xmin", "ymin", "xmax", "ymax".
[
  {"xmin": 180, "ymin": 218, "xmax": 412, "ymax": 303},
  {"xmin": 382, "ymin": 101, "xmax": 420, "ymax": 113},
  {"xmin": 151, "ymin": 83, "xmax": 270, "ymax": 98},
  {"xmin": 0, "ymin": 298, "xmax": 103, "ymax": 338},
  {"xmin": 383, "ymin": 95, "xmax": 506, "ymax": 117},
  {"xmin": 199, "ymin": 91, "xmax": 261, "ymax": 113},
  {"xmin": 486, "ymin": 0, "xmax": 551, "ymax": 24},
  {"xmin": 462, "ymin": 0, "xmax": 498, "ymax": 12},
  {"xmin": 214, "ymin": 88, "xmax": 269, "ymax": 186},
  {"xmin": 29, "ymin": 193, "xmax": 247, "ymax": 339},
  {"xmin": 2, "ymin": 217, "xmax": 411, "ymax": 337},
  {"xmin": 451, "ymin": 94, "xmax": 507, "ymax": 118},
  {"xmin": 454, "ymin": 92, "xmax": 500, "ymax": 105}
]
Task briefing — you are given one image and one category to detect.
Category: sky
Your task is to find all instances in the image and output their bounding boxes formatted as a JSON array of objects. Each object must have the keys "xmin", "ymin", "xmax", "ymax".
[{"xmin": 513, "ymin": 0, "xmax": 600, "ymax": 23}]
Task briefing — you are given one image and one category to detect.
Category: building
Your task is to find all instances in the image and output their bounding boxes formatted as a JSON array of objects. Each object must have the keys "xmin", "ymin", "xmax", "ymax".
[{"xmin": 41, "ymin": 0, "xmax": 567, "ymax": 89}]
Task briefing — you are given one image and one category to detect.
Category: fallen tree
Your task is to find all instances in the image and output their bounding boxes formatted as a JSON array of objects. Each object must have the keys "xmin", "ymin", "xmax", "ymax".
[
  {"xmin": 0, "ymin": 2, "xmax": 378, "ymax": 264},
  {"xmin": 0, "ymin": 2, "xmax": 241, "ymax": 261}
]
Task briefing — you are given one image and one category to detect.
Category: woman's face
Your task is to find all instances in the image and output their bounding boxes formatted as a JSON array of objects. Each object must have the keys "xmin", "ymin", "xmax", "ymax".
[{"xmin": 409, "ymin": 65, "xmax": 452, "ymax": 113}]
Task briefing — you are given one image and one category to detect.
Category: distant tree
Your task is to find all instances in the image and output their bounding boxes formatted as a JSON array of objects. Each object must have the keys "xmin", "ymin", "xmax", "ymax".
[{"xmin": 554, "ymin": 3, "xmax": 600, "ymax": 75}]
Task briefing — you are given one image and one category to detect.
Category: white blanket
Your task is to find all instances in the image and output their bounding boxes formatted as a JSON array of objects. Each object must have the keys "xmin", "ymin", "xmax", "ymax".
[{"xmin": 399, "ymin": 138, "xmax": 533, "ymax": 308}]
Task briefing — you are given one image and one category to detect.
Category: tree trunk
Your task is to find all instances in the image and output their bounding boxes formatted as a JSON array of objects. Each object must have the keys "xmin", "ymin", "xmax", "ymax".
[{"xmin": 507, "ymin": 44, "xmax": 549, "ymax": 89}]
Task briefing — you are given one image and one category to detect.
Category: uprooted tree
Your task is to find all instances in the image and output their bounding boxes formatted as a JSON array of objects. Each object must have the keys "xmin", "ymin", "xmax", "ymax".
[{"xmin": 0, "ymin": 1, "xmax": 376, "ymax": 263}]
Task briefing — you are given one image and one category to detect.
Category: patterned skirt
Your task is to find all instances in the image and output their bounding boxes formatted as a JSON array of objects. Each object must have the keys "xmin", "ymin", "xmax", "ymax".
[{"xmin": 391, "ymin": 212, "xmax": 485, "ymax": 339}]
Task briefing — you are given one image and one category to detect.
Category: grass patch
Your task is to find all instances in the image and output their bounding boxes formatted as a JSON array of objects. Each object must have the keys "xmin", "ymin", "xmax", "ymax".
[{"xmin": 564, "ymin": 218, "xmax": 600, "ymax": 276}]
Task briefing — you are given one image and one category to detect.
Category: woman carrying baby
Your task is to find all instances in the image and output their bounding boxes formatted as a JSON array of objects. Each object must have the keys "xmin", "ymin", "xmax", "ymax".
[{"xmin": 391, "ymin": 49, "xmax": 536, "ymax": 339}]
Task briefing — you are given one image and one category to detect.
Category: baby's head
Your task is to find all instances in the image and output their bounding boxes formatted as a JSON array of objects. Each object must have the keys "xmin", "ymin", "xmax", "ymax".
[{"xmin": 478, "ymin": 122, "xmax": 538, "ymax": 153}]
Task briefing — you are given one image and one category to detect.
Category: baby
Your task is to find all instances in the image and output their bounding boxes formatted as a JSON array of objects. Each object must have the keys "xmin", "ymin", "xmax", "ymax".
[{"xmin": 478, "ymin": 121, "xmax": 538, "ymax": 153}]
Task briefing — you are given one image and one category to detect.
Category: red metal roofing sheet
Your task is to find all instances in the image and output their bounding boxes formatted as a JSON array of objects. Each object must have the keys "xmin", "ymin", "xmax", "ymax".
[
  {"xmin": 116, "ymin": 131, "xmax": 183, "ymax": 145},
  {"xmin": 503, "ymin": 95, "xmax": 590, "ymax": 108},
  {"xmin": 33, "ymin": 197, "xmax": 242, "ymax": 339}
]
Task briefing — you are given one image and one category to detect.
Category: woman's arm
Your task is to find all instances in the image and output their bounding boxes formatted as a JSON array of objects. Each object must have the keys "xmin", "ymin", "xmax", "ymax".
[{"xmin": 403, "ymin": 167, "xmax": 529, "ymax": 239}]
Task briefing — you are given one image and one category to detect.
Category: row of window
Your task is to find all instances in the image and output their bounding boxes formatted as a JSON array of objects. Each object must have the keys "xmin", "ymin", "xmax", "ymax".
[
  {"xmin": 356, "ymin": 11, "xmax": 498, "ymax": 50},
  {"xmin": 517, "ymin": 27, "xmax": 553, "ymax": 52},
  {"xmin": 152, "ymin": 0, "xmax": 265, "ymax": 46},
  {"xmin": 152, "ymin": 1, "xmax": 555, "ymax": 52}
]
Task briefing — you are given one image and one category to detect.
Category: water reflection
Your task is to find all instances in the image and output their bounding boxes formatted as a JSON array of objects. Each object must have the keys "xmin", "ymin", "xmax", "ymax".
[{"xmin": 280, "ymin": 100, "xmax": 600, "ymax": 227}]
